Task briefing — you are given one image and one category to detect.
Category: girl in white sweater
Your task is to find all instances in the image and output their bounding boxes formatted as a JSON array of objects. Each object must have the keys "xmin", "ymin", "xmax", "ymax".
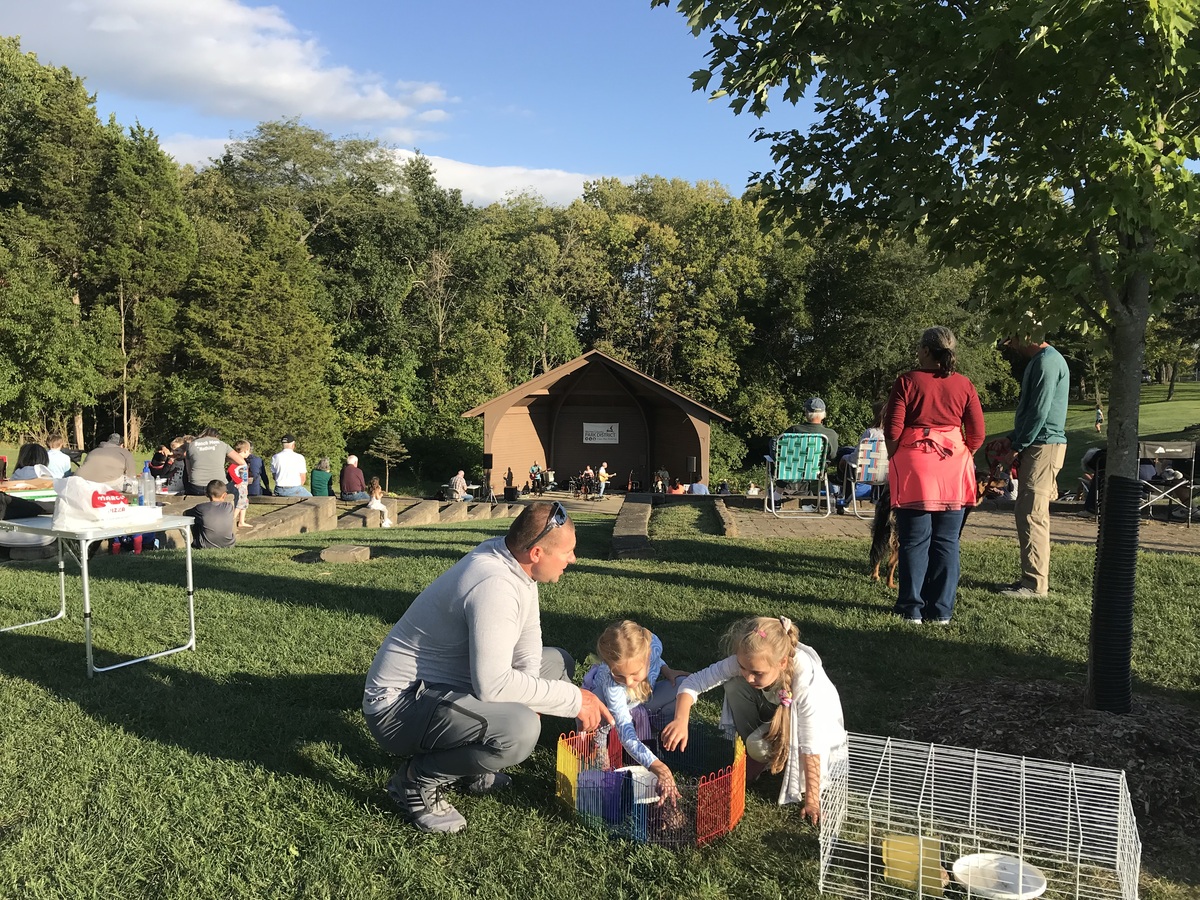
[{"xmin": 662, "ymin": 615, "xmax": 846, "ymax": 824}]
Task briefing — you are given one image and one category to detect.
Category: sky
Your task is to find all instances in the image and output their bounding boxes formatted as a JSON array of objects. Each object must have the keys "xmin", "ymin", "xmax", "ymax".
[{"xmin": 3, "ymin": 0, "xmax": 813, "ymax": 206}]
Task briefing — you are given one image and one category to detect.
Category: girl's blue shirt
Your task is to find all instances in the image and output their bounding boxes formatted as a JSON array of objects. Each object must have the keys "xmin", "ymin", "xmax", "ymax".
[{"xmin": 591, "ymin": 633, "xmax": 666, "ymax": 768}]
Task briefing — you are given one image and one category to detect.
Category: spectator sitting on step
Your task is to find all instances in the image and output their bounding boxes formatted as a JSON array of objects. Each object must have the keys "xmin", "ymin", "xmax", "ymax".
[
  {"xmin": 164, "ymin": 437, "xmax": 189, "ymax": 494},
  {"xmin": 271, "ymin": 434, "xmax": 312, "ymax": 497},
  {"xmin": 340, "ymin": 454, "xmax": 369, "ymax": 501},
  {"xmin": 667, "ymin": 479, "xmax": 686, "ymax": 495},
  {"xmin": 688, "ymin": 477, "xmax": 710, "ymax": 495},
  {"xmin": 186, "ymin": 480, "xmax": 236, "ymax": 549},
  {"xmin": 311, "ymin": 457, "xmax": 334, "ymax": 497},
  {"xmin": 246, "ymin": 442, "xmax": 270, "ymax": 497},
  {"xmin": 367, "ymin": 476, "xmax": 392, "ymax": 527},
  {"xmin": 76, "ymin": 433, "xmax": 138, "ymax": 490},
  {"xmin": 185, "ymin": 428, "xmax": 246, "ymax": 497},
  {"xmin": 46, "ymin": 434, "xmax": 74, "ymax": 478},
  {"xmin": 148, "ymin": 443, "xmax": 173, "ymax": 479},
  {"xmin": 12, "ymin": 443, "xmax": 54, "ymax": 479}
]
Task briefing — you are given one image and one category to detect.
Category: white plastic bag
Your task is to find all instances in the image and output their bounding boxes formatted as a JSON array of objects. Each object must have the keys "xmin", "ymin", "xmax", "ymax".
[{"xmin": 51, "ymin": 477, "xmax": 145, "ymax": 530}]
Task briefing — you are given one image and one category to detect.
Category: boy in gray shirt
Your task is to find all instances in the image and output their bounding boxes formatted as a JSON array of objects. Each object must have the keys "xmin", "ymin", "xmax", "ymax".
[{"xmin": 186, "ymin": 480, "xmax": 236, "ymax": 549}]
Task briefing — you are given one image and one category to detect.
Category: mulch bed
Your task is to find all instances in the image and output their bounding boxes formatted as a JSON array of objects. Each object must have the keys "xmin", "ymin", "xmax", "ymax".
[{"xmin": 896, "ymin": 679, "xmax": 1200, "ymax": 882}]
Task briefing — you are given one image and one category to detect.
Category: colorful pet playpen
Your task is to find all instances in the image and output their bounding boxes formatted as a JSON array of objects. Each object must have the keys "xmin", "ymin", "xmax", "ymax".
[{"xmin": 556, "ymin": 719, "xmax": 746, "ymax": 848}]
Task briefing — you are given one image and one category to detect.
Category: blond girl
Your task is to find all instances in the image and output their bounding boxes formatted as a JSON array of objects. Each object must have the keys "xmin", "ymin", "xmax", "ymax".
[
  {"xmin": 662, "ymin": 616, "xmax": 846, "ymax": 824},
  {"xmin": 366, "ymin": 476, "xmax": 392, "ymax": 527},
  {"xmin": 583, "ymin": 620, "xmax": 688, "ymax": 800}
]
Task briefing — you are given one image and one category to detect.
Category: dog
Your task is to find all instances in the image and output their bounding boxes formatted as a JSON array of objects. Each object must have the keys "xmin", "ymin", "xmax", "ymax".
[
  {"xmin": 869, "ymin": 476, "xmax": 1002, "ymax": 589},
  {"xmin": 869, "ymin": 485, "xmax": 898, "ymax": 588}
]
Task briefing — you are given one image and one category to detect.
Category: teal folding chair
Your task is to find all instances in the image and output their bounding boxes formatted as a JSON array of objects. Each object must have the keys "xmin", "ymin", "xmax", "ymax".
[
  {"xmin": 844, "ymin": 436, "xmax": 890, "ymax": 520},
  {"xmin": 765, "ymin": 432, "xmax": 833, "ymax": 518}
]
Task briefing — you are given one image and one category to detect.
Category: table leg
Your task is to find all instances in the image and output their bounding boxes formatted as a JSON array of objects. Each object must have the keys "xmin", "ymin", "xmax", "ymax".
[
  {"xmin": 81, "ymin": 538, "xmax": 95, "ymax": 677},
  {"xmin": 89, "ymin": 525, "xmax": 197, "ymax": 675},
  {"xmin": 0, "ymin": 537, "xmax": 68, "ymax": 633}
]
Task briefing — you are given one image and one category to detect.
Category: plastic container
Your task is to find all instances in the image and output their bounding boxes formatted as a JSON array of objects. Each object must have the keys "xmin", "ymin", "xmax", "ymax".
[{"xmin": 138, "ymin": 462, "xmax": 155, "ymax": 506}]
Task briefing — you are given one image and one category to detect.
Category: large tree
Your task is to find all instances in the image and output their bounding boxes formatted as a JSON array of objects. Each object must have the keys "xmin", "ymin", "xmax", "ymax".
[
  {"xmin": 657, "ymin": 0, "xmax": 1200, "ymax": 709},
  {"xmin": 83, "ymin": 120, "xmax": 197, "ymax": 448}
]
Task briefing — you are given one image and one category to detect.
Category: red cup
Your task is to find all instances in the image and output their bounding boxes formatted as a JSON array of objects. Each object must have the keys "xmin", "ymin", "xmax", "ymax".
[{"xmin": 133, "ymin": 535, "xmax": 143, "ymax": 554}]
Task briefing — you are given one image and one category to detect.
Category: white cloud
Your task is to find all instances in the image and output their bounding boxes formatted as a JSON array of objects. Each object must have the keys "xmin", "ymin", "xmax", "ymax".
[
  {"xmin": 158, "ymin": 134, "xmax": 233, "ymax": 168},
  {"xmin": 395, "ymin": 81, "xmax": 452, "ymax": 105},
  {"xmin": 393, "ymin": 150, "xmax": 602, "ymax": 207},
  {"xmin": 7, "ymin": 0, "xmax": 445, "ymax": 123},
  {"xmin": 416, "ymin": 109, "xmax": 450, "ymax": 123},
  {"xmin": 156, "ymin": 135, "xmax": 604, "ymax": 206}
]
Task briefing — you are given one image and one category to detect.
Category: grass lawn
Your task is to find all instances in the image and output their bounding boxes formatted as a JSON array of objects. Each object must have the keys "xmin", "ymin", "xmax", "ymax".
[{"xmin": 1, "ymin": 506, "xmax": 1198, "ymax": 899}]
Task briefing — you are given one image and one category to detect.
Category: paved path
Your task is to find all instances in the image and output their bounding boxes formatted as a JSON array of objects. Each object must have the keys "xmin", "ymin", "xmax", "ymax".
[
  {"xmin": 488, "ymin": 492, "xmax": 1199, "ymax": 557},
  {"xmin": 725, "ymin": 502, "xmax": 1200, "ymax": 555}
]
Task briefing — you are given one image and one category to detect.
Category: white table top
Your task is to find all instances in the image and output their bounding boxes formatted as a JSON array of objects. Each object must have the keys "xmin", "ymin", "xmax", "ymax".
[{"xmin": 0, "ymin": 514, "xmax": 194, "ymax": 542}]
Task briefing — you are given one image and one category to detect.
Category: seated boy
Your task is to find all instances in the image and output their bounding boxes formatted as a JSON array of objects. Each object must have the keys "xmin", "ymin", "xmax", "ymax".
[{"xmin": 186, "ymin": 479, "xmax": 236, "ymax": 549}]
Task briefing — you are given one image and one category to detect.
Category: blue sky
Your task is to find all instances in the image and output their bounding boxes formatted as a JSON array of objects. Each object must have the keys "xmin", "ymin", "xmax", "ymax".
[{"xmin": 5, "ymin": 0, "xmax": 812, "ymax": 205}]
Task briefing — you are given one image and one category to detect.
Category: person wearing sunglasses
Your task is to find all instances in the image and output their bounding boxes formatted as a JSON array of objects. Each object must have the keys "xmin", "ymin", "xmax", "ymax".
[{"xmin": 363, "ymin": 500, "xmax": 614, "ymax": 834}]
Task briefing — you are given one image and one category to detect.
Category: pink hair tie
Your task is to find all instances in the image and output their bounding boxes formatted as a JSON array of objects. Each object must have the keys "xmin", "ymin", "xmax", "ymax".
[
  {"xmin": 778, "ymin": 686, "xmax": 793, "ymax": 707},
  {"xmin": 756, "ymin": 628, "xmax": 767, "ymax": 638}
]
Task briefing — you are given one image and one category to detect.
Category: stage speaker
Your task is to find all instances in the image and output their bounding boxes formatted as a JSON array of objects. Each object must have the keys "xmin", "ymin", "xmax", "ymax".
[
  {"xmin": 504, "ymin": 486, "xmax": 519, "ymax": 501},
  {"xmin": 482, "ymin": 452, "xmax": 494, "ymax": 469},
  {"xmin": 687, "ymin": 456, "xmax": 697, "ymax": 475}
]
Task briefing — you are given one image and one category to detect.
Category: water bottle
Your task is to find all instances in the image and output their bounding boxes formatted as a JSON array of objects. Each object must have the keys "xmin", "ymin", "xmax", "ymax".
[{"xmin": 139, "ymin": 462, "xmax": 155, "ymax": 506}]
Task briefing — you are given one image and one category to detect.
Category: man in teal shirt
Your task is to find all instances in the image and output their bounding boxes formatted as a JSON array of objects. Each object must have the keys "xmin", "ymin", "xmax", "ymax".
[{"xmin": 1001, "ymin": 337, "xmax": 1070, "ymax": 597}]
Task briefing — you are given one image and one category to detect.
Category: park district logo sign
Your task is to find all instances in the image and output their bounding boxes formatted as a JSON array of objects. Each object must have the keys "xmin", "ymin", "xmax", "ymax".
[{"xmin": 583, "ymin": 423, "xmax": 619, "ymax": 444}]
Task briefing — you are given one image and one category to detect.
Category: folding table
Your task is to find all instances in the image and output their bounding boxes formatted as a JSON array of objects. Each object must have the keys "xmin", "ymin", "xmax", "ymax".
[{"xmin": 0, "ymin": 514, "xmax": 196, "ymax": 676}]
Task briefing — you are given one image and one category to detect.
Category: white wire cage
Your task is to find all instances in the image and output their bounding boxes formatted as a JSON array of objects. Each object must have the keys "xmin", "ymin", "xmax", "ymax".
[{"xmin": 820, "ymin": 734, "xmax": 1140, "ymax": 900}]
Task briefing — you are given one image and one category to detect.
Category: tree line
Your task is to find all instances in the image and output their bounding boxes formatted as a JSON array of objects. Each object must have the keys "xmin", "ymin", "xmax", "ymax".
[{"xmin": 2, "ymin": 36, "xmax": 1193, "ymax": 485}]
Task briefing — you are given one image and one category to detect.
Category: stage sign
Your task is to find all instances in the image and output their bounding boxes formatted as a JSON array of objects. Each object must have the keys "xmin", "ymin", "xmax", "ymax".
[{"xmin": 583, "ymin": 423, "xmax": 619, "ymax": 444}]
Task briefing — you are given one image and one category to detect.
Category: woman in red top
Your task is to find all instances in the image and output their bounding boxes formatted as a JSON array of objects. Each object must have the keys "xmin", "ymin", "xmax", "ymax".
[{"xmin": 884, "ymin": 326, "xmax": 986, "ymax": 624}]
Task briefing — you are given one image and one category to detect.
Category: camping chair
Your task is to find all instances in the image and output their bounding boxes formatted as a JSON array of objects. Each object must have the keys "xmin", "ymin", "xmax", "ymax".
[
  {"xmin": 1137, "ymin": 440, "xmax": 1196, "ymax": 526},
  {"xmin": 765, "ymin": 432, "xmax": 833, "ymax": 518},
  {"xmin": 842, "ymin": 436, "xmax": 889, "ymax": 520}
]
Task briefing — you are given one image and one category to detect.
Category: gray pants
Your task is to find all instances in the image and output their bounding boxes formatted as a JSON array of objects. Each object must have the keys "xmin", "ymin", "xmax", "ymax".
[
  {"xmin": 723, "ymin": 677, "xmax": 778, "ymax": 739},
  {"xmin": 366, "ymin": 647, "xmax": 574, "ymax": 787}
]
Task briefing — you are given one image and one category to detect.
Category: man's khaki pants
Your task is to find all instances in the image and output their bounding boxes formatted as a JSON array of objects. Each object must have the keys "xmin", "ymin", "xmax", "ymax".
[{"xmin": 1015, "ymin": 443, "xmax": 1067, "ymax": 594}]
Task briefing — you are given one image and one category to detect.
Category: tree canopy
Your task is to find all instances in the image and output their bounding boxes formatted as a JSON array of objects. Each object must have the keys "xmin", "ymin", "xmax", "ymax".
[{"xmin": 3, "ymin": 29, "xmax": 1197, "ymax": 511}]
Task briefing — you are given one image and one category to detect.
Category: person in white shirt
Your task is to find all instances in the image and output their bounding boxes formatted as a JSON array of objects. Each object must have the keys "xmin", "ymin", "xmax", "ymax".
[
  {"xmin": 46, "ymin": 434, "xmax": 73, "ymax": 478},
  {"xmin": 597, "ymin": 461, "xmax": 610, "ymax": 498},
  {"xmin": 663, "ymin": 615, "xmax": 846, "ymax": 824},
  {"xmin": 271, "ymin": 434, "xmax": 311, "ymax": 497}
]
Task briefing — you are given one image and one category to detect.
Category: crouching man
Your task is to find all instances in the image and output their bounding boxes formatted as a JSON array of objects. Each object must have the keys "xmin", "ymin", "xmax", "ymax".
[{"xmin": 363, "ymin": 501, "xmax": 613, "ymax": 833}]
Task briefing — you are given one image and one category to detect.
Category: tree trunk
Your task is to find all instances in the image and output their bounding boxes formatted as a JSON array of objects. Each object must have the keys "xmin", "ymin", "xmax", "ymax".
[
  {"xmin": 119, "ymin": 281, "xmax": 130, "ymax": 448},
  {"xmin": 1167, "ymin": 361, "xmax": 1177, "ymax": 401},
  {"xmin": 1086, "ymin": 278, "xmax": 1150, "ymax": 712},
  {"xmin": 128, "ymin": 408, "xmax": 142, "ymax": 453},
  {"xmin": 73, "ymin": 407, "xmax": 84, "ymax": 449}
]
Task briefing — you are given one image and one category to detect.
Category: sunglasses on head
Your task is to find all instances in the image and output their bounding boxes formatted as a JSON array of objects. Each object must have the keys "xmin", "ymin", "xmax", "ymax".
[{"xmin": 524, "ymin": 501, "xmax": 569, "ymax": 550}]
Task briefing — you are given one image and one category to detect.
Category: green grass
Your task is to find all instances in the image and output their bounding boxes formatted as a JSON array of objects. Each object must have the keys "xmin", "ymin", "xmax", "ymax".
[{"xmin": 2, "ymin": 508, "xmax": 1198, "ymax": 898}]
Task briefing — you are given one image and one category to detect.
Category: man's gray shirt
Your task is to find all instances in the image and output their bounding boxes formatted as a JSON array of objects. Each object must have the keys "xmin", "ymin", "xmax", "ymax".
[{"xmin": 363, "ymin": 536, "xmax": 580, "ymax": 718}]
